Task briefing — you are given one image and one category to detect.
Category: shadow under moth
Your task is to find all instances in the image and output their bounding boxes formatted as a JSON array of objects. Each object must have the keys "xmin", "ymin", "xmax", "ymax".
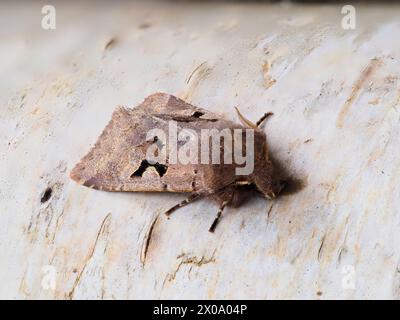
[{"xmin": 70, "ymin": 93, "xmax": 284, "ymax": 232}]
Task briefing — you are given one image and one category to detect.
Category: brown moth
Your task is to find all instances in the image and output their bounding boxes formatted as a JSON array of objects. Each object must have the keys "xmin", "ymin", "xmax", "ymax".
[{"xmin": 70, "ymin": 93, "xmax": 283, "ymax": 232}]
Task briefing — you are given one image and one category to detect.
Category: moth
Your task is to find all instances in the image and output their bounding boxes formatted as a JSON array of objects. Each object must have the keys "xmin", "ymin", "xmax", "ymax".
[{"xmin": 70, "ymin": 93, "xmax": 284, "ymax": 232}]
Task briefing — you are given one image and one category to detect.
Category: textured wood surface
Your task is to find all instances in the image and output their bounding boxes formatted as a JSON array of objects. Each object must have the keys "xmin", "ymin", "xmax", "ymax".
[{"xmin": 1, "ymin": 1, "xmax": 400, "ymax": 299}]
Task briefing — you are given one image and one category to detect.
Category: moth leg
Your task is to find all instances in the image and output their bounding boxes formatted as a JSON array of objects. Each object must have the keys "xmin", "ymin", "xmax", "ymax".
[
  {"xmin": 208, "ymin": 200, "xmax": 229, "ymax": 233},
  {"xmin": 256, "ymin": 112, "xmax": 274, "ymax": 127},
  {"xmin": 232, "ymin": 181, "xmax": 251, "ymax": 186},
  {"xmin": 164, "ymin": 193, "xmax": 201, "ymax": 218}
]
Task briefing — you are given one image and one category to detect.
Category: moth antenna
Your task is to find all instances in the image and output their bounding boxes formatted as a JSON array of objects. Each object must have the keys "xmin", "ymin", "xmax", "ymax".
[
  {"xmin": 256, "ymin": 112, "xmax": 274, "ymax": 127},
  {"xmin": 208, "ymin": 200, "xmax": 229, "ymax": 233},
  {"xmin": 164, "ymin": 193, "xmax": 201, "ymax": 217},
  {"xmin": 234, "ymin": 107, "xmax": 257, "ymax": 129}
]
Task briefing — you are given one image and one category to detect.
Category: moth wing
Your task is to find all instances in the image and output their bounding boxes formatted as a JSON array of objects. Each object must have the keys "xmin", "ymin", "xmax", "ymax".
[
  {"xmin": 70, "ymin": 93, "xmax": 245, "ymax": 193},
  {"xmin": 71, "ymin": 112, "xmax": 191, "ymax": 192}
]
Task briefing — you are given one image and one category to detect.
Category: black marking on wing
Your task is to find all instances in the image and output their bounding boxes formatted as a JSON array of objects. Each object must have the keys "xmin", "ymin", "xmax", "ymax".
[{"xmin": 131, "ymin": 160, "xmax": 168, "ymax": 177}]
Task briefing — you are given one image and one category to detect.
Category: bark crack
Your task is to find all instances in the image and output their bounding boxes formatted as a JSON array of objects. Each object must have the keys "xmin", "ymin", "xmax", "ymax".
[
  {"xmin": 67, "ymin": 213, "xmax": 112, "ymax": 299},
  {"xmin": 140, "ymin": 214, "xmax": 160, "ymax": 267}
]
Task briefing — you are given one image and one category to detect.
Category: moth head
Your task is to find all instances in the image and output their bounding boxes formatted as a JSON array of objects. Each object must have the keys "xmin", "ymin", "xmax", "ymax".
[
  {"xmin": 254, "ymin": 176, "xmax": 286, "ymax": 200},
  {"xmin": 253, "ymin": 178, "xmax": 274, "ymax": 199},
  {"xmin": 250, "ymin": 153, "xmax": 282, "ymax": 200}
]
